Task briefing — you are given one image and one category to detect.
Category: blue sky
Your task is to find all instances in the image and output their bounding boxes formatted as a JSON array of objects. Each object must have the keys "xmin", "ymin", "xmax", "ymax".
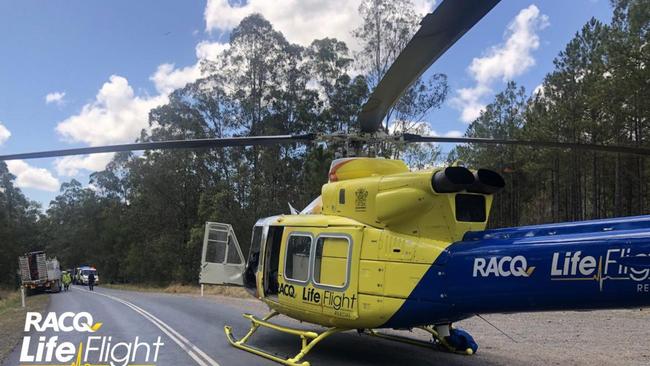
[{"xmin": 0, "ymin": 0, "xmax": 613, "ymax": 207}]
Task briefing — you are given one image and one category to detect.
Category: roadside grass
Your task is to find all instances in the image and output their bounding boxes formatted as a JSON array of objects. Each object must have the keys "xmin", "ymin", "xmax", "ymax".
[
  {"xmin": 103, "ymin": 283, "xmax": 252, "ymax": 298},
  {"xmin": 0, "ymin": 288, "xmax": 49, "ymax": 363}
]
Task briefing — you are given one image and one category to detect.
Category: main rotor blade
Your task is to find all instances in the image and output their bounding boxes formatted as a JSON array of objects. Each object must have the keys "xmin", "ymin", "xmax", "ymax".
[
  {"xmin": 0, "ymin": 134, "xmax": 316, "ymax": 161},
  {"xmin": 403, "ymin": 134, "xmax": 650, "ymax": 156},
  {"xmin": 357, "ymin": 0, "xmax": 501, "ymax": 133}
]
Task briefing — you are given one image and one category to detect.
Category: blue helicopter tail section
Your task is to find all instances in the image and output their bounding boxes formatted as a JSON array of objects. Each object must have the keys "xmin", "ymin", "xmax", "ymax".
[
  {"xmin": 462, "ymin": 214, "xmax": 650, "ymax": 241},
  {"xmin": 382, "ymin": 216, "xmax": 650, "ymax": 329}
]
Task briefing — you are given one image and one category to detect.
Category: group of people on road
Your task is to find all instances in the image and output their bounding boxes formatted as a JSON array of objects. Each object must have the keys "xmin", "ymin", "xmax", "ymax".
[{"xmin": 60, "ymin": 270, "xmax": 95, "ymax": 291}]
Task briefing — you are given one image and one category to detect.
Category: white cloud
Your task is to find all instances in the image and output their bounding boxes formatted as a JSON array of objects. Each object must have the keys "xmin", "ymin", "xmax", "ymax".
[
  {"xmin": 151, "ymin": 63, "xmax": 201, "ymax": 95},
  {"xmin": 45, "ymin": 91, "xmax": 66, "ymax": 105},
  {"xmin": 468, "ymin": 5, "xmax": 549, "ymax": 85},
  {"xmin": 454, "ymin": 84, "xmax": 491, "ymax": 123},
  {"xmin": 151, "ymin": 41, "xmax": 230, "ymax": 96},
  {"xmin": 451, "ymin": 5, "xmax": 549, "ymax": 123},
  {"xmin": 54, "ymin": 153, "xmax": 115, "ymax": 177},
  {"xmin": 196, "ymin": 40, "xmax": 230, "ymax": 61},
  {"xmin": 0, "ymin": 122, "xmax": 10, "ymax": 146},
  {"xmin": 59, "ymin": 0, "xmax": 448, "ymax": 176},
  {"xmin": 6, "ymin": 160, "xmax": 60, "ymax": 192},
  {"xmin": 53, "ymin": 75, "xmax": 166, "ymax": 175},
  {"xmin": 56, "ymin": 75, "xmax": 167, "ymax": 147},
  {"xmin": 53, "ymin": 37, "xmax": 233, "ymax": 176},
  {"xmin": 444, "ymin": 130, "xmax": 464, "ymax": 138},
  {"xmin": 204, "ymin": 0, "xmax": 435, "ymax": 49}
]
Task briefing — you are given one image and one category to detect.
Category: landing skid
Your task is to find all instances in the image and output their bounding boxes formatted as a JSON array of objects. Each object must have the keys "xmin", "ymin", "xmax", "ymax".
[
  {"xmin": 225, "ymin": 313, "xmax": 475, "ymax": 366},
  {"xmin": 224, "ymin": 312, "xmax": 346, "ymax": 366},
  {"xmin": 364, "ymin": 326, "xmax": 476, "ymax": 355}
]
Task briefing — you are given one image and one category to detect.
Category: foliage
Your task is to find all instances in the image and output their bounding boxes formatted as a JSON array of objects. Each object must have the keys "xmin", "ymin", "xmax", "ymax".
[
  {"xmin": 0, "ymin": 163, "xmax": 43, "ymax": 287},
  {"xmin": 452, "ymin": 0, "xmax": 650, "ymax": 227},
  {"xmin": 3, "ymin": 1, "xmax": 648, "ymax": 287}
]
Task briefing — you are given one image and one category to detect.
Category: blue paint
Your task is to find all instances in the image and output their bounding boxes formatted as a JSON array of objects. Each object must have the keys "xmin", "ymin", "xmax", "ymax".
[
  {"xmin": 462, "ymin": 215, "xmax": 650, "ymax": 241},
  {"xmin": 382, "ymin": 216, "xmax": 650, "ymax": 329}
]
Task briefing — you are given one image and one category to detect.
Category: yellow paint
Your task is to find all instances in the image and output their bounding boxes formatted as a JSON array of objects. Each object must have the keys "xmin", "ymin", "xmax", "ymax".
[
  {"xmin": 328, "ymin": 158, "xmax": 409, "ymax": 182},
  {"xmin": 383, "ymin": 262, "xmax": 430, "ymax": 298},
  {"xmin": 245, "ymin": 159, "xmax": 495, "ymax": 333}
]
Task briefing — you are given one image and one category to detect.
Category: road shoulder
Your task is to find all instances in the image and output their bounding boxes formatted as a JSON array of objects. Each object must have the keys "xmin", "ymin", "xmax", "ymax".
[{"xmin": 0, "ymin": 290, "xmax": 49, "ymax": 363}]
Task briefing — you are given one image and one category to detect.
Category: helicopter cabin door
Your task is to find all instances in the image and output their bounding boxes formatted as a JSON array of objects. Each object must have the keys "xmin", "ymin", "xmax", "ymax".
[
  {"xmin": 262, "ymin": 226, "xmax": 284, "ymax": 298},
  {"xmin": 199, "ymin": 222, "xmax": 246, "ymax": 286},
  {"xmin": 277, "ymin": 227, "xmax": 361, "ymax": 321}
]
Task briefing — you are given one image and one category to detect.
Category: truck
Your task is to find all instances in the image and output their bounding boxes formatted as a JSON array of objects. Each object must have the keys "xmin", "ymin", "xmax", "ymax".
[
  {"xmin": 74, "ymin": 266, "xmax": 99, "ymax": 285},
  {"xmin": 18, "ymin": 251, "xmax": 62, "ymax": 294}
]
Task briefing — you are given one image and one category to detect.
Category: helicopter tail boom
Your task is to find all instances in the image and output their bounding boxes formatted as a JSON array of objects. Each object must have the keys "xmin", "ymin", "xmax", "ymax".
[{"xmin": 383, "ymin": 215, "xmax": 650, "ymax": 328}]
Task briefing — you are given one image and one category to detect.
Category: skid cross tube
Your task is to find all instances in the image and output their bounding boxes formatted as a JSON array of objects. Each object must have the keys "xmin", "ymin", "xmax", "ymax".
[{"xmin": 224, "ymin": 312, "xmax": 346, "ymax": 366}]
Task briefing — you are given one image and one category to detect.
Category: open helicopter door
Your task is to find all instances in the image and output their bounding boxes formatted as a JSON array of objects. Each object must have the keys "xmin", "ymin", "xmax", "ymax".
[{"xmin": 199, "ymin": 222, "xmax": 246, "ymax": 286}]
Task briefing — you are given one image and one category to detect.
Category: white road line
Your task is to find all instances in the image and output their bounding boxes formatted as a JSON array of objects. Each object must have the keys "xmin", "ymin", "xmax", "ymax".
[{"xmin": 77, "ymin": 287, "xmax": 220, "ymax": 366}]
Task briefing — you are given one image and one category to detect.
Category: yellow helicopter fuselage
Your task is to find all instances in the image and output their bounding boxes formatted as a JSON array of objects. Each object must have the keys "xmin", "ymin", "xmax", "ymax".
[
  {"xmin": 248, "ymin": 158, "xmax": 494, "ymax": 329},
  {"xmin": 226, "ymin": 157, "xmax": 650, "ymax": 365}
]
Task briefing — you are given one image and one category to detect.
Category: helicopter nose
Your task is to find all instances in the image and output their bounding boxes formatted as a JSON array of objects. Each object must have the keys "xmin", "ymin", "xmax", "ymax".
[{"xmin": 431, "ymin": 166, "xmax": 475, "ymax": 193}]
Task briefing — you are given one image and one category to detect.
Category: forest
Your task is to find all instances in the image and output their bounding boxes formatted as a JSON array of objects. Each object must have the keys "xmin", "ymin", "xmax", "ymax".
[{"xmin": 0, "ymin": 0, "xmax": 648, "ymax": 286}]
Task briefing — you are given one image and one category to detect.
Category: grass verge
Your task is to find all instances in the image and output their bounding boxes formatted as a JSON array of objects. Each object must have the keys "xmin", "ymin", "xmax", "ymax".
[
  {"xmin": 103, "ymin": 283, "xmax": 251, "ymax": 298},
  {"xmin": 0, "ymin": 289, "xmax": 49, "ymax": 363}
]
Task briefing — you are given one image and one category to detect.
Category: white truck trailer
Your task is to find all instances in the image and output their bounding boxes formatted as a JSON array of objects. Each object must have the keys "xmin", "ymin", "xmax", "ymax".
[{"xmin": 18, "ymin": 251, "xmax": 62, "ymax": 294}]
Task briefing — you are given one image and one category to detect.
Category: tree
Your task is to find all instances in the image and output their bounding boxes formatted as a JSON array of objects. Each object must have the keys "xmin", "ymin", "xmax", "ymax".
[
  {"xmin": 453, "ymin": 0, "xmax": 650, "ymax": 227},
  {"xmin": 0, "ymin": 163, "xmax": 43, "ymax": 287},
  {"xmin": 353, "ymin": 0, "xmax": 448, "ymax": 132},
  {"xmin": 452, "ymin": 82, "xmax": 530, "ymax": 227}
]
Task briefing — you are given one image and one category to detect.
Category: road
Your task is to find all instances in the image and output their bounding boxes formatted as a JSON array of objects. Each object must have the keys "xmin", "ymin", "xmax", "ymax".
[{"xmin": 3, "ymin": 285, "xmax": 649, "ymax": 366}]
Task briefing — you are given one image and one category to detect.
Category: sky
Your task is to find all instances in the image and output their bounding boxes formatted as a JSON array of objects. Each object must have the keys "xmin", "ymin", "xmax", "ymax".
[{"xmin": 0, "ymin": 0, "xmax": 613, "ymax": 208}]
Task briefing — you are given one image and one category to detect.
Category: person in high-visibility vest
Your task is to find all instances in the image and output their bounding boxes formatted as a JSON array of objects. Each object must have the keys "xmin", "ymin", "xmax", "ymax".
[{"xmin": 61, "ymin": 271, "xmax": 72, "ymax": 291}]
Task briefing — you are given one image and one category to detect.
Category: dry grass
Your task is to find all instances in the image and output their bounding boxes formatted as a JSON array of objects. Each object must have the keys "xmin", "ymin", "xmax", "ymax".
[
  {"xmin": 104, "ymin": 283, "xmax": 252, "ymax": 298},
  {"xmin": 0, "ymin": 289, "xmax": 49, "ymax": 363}
]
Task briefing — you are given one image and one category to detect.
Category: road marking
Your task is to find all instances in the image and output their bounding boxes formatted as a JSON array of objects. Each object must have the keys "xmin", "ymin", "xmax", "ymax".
[{"xmin": 76, "ymin": 287, "xmax": 220, "ymax": 366}]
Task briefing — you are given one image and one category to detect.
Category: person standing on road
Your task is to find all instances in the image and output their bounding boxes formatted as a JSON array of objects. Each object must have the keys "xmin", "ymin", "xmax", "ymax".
[
  {"xmin": 88, "ymin": 272, "xmax": 95, "ymax": 291},
  {"xmin": 62, "ymin": 271, "xmax": 72, "ymax": 291}
]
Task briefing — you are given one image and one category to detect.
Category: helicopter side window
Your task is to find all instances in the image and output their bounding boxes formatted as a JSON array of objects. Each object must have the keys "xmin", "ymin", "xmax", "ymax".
[
  {"xmin": 226, "ymin": 234, "xmax": 244, "ymax": 264},
  {"xmin": 313, "ymin": 234, "xmax": 351, "ymax": 289},
  {"xmin": 205, "ymin": 228, "xmax": 228, "ymax": 263},
  {"xmin": 284, "ymin": 234, "xmax": 312, "ymax": 283}
]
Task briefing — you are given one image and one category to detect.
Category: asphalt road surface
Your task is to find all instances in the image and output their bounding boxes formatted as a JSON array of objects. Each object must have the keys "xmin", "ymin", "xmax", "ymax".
[{"xmin": 4, "ymin": 285, "xmax": 649, "ymax": 366}]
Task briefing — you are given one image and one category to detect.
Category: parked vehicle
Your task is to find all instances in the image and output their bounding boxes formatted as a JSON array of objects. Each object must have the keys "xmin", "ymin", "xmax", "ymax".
[
  {"xmin": 18, "ymin": 251, "xmax": 61, "ymax": 294},
  {"xmin": 75, "ymin": 266, "xmax": 99, "ymax": 286}
]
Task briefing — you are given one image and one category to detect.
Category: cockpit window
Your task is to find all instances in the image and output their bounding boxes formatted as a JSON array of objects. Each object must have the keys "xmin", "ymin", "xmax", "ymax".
[{"xmin": 455, "ymin": 194, "xmax": 486, "ymax": 222}]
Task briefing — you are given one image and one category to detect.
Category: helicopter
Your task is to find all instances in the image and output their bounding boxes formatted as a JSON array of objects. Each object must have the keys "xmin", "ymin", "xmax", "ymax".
[{"xmin": 3, "ymin": 0, "xmax": 650, "ymax": 365}]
